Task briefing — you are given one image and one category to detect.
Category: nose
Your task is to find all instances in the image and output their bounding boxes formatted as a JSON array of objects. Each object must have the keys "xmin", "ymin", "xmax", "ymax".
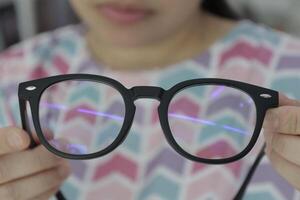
[{"xmin": 130, "ymin": 86, "xmax": 165, "ymax": 101}]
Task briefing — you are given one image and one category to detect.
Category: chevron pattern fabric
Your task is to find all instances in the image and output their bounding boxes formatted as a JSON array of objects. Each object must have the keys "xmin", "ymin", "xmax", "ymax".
[{"xmin": 0, "ymin": 20, "xmax": 300, "ymax": 200}]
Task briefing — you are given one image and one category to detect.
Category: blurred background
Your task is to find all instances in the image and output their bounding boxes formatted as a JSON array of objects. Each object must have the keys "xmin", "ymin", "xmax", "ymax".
[
  {"xmin": 0, "ymin": 0, "xmax": 300, "ymax": 51},
  {"xmin": 0, "ymin": 0, "xmax": 78, "ymax": 50}
]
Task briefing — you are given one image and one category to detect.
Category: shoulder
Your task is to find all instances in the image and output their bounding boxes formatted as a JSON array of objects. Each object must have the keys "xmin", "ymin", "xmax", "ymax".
[
  {"xmin": 244, "ymin": 20, "xmax": 300, "ymax": 72},
  {"xmin": 224, "ymin": 20, "xmax": 300, "ymax": 63},
  {"xmin": 268, "ymin": 28, "xmax": 300, "ymax": 99},
  {"xmin": 216, "ymin": 20, "xmax": 300, "ymax": 84},
  {"xmin": 231, "ymin": 20, "xmax": 300, "ymax": 98},
  {"xmin": 245, "ymin": 21, "xmax": 300, "ymax": 99},
  {"xmin": 0, "ymin": 24, "xmax": 85, "ymax": 83}
]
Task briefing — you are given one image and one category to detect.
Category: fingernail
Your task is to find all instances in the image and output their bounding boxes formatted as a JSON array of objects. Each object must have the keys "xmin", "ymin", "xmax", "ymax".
[{"xmin": 8, "ymin": 130, "xmax": 24, "ymax": 149}]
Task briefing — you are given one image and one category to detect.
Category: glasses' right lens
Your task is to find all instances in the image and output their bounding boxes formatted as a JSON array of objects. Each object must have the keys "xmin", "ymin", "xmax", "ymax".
[
  {"xmin": 168, "ymin": 85, "xmax": 257, "ymax": 160},
  {"xmin": 39, "ymin": 80, "xmax": 126, "ymax": 155}
]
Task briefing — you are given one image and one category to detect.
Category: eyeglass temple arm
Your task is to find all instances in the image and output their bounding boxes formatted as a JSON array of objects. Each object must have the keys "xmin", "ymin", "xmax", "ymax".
[
  {"xmin": 18, "ymin": 98, "xmax": 67, "ymax": 200},
  {"xmin": 233, "ymin": 143, "xmax": 266, "ymax": 200}
]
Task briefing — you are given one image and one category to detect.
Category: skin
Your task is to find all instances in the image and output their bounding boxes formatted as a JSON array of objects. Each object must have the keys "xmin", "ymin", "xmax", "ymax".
[
  {"xmin": 1, "ymin": 1, "xmax": 299, "ymax": 199},
  {"xmin": 0, "ymin": 127, "xmax": 71, "ymax": 200},
  {"xmin": 263, "ymin": 94, "xmax": 300, "ymax": 191},
  {"xmin": 70, "ymin": 0, "xmax": 236, "ymax": 70}
]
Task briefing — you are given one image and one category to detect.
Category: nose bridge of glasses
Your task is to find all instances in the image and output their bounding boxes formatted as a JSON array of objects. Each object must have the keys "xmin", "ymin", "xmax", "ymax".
[{"xmin": 130, "ymin": 86, "xmax": 165, "ymax": 101}]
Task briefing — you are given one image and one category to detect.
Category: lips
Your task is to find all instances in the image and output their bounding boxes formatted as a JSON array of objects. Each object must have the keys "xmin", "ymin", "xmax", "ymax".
[{"xmin": 96, "ymin": 3, "xmax": 154, "ymax": 25}]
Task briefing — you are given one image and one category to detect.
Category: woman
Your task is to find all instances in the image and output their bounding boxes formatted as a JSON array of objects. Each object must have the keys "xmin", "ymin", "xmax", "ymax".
[{"xmin": 0, "ymin": 0, "xmax": 299, "ymax": 199}]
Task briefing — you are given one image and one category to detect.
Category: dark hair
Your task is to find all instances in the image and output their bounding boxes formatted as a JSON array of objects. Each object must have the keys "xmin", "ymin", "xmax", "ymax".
[{"xmin": 201, "ymin": 0, "xmax": 239, "ymax": 19}]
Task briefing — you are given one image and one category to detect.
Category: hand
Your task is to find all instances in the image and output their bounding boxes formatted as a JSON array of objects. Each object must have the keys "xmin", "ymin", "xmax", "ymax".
[
  {"xmin": 0, "ymin": 127, "xmax": 71, "ymax": 200},
  {"xmin": 263, "ymin": 94, "xmax": 300, "ymax": 191}
]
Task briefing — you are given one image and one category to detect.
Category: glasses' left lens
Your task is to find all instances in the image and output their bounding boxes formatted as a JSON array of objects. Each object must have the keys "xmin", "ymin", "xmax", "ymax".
[
  {"xmin": 167, "ymin": 85, "xmax": 257, "ymax": 160},
  {"xmin": 39, "ymin": 80, "xmax": 126, "ymax": 155}
]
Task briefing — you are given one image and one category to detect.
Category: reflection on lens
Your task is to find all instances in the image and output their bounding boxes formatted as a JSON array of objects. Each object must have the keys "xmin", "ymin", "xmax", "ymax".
[
  {"xmin": 65, "ymin": 144, "xmax": 88, "ymax": 155},
  {"xmin": 39, "ymin": 80, "xmax": 126, "ymax": 155},
  {"xmin": 168, "ymin": 85, "xmax": 257, "ymax": 160}
]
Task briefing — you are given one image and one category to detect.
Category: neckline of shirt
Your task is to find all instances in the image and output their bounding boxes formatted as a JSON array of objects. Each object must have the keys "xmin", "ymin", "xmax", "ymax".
[{"xmin": 78, "ymin": 20, "xmax": 257, "ymax": 77}]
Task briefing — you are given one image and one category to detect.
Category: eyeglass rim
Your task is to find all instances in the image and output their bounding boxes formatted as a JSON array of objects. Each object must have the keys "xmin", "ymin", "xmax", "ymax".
[
  {"xmin": 159, "ymin": 80, "xmax": 277, "ymax": 164},
  {"xmin": 18, "ymin": 74, "xmax": 279, "ymax": 164}
]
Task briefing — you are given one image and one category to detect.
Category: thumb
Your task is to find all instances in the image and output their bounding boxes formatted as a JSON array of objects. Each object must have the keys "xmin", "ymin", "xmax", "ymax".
[{"xmin": 0, "ymin": 127, "xmax": 30, "ymax": 155}]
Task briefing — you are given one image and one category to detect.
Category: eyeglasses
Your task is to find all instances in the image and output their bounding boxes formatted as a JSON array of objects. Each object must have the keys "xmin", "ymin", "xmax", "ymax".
[{"xmin": 18, "ymin": 74, "xmax": 278, "ymax": 200}]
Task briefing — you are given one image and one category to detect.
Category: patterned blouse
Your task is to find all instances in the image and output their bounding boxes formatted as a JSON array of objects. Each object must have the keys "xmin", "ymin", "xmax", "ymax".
[{"xmin": 0, "ymin": 20, "xmax": 300, "ymax": 200}]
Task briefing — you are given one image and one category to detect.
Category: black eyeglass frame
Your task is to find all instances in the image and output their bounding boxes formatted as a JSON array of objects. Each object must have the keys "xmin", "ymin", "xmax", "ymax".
[{"xmin": 18, "ymin": 74, "xmax": 278, "ymax": 165}]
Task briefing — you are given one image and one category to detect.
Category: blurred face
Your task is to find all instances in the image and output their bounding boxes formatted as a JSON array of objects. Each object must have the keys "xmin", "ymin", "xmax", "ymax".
[{"xmin": 70, "ymin": 0, "xmax": 202, "ymax": 47}]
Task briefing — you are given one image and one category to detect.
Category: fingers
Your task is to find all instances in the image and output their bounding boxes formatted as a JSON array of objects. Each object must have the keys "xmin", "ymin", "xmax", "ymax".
[
  {"xmin": 0, "ymin": 144, "xmax": 68, "ymax": 185},
  {"xmin": 267, "ymin": 148, "xmax": 300, "ymax": 191},
  {"xmin": 0, "ymin": 126, "xmax": 54, "ymax": 156},
  {"xmin": 264, "ymin": 106, "xmax": 300, "ymax": 135},
  {"xmin": 264, "ymin": 94, "xmax": 300, "ymax": 190},
  {"xmin": 0, "ymin": 127, "xmax": 30, "ymax": 156},
  {"xmin": 0, "ymin": 164, "xmax": 70, "ymax": 200},
  {"xmin": 269, "ymin": 132, "xmax": 300, "ymax": 166},
  {"xmin": 0, "ymin": 127, "xmax": 70, "ymax": 199}
]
